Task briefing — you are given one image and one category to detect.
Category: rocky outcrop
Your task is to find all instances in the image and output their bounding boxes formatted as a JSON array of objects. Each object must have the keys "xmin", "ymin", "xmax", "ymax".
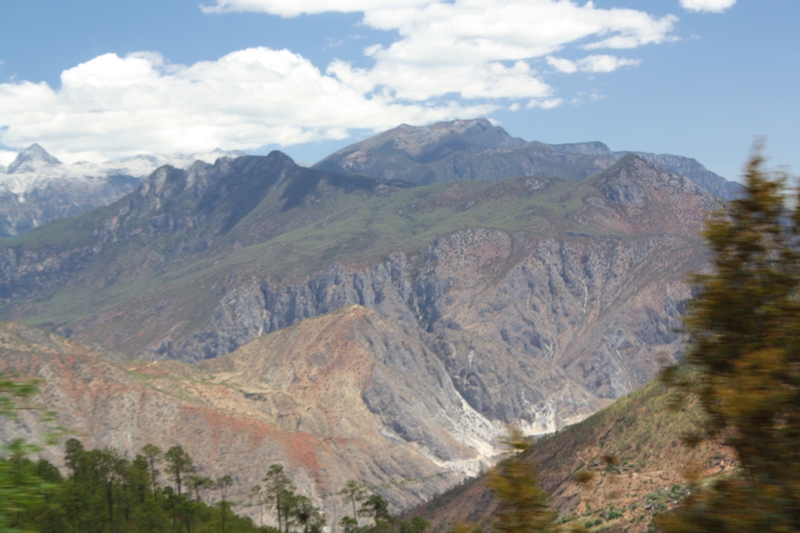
[
  {"xmin": 158, "ymin": 223, "xmax": 698, "ymax": 431},
  {"xmin": 631, "ymin": 152, "xmax": 742, "ymax": 200}
]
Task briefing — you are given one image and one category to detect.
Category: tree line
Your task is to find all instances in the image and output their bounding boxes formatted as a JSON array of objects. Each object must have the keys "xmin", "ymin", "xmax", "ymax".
[
  {"xmin": 0, "ymin": 438, "xmax": 259, "ymax": 533},
  {"xmin": 0, "ymin": 433, "xmax": 431, "ymax": 533}
]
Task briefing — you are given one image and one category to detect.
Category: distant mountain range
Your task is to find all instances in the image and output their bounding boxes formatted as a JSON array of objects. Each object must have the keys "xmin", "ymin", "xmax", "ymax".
[
  {"xmin": 0, "ymin": 119, "xmax": 733, "ymax": 520},
  {"xmin": 316, "ymin": 118, "xmax": 741, "ymax": 200},
  {"xmin": 0, "ymin": 144, "xmax": 244, "ymax": 237},
  {"xmin": 0, "ymin": 119, "xmax": 738, "ymax": 239}
]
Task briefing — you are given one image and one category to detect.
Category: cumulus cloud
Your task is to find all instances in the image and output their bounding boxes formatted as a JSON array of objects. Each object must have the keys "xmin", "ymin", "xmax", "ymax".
[
  {"xmin": 205, "ymin": 0, "xmax": 675, "ymax": 103},
  {"xmin": 2, "ymin": 1, "xmax": 682, "ymax": 160},
  {"xmin": 679, "ymin": 0, "xmax": 736, "ymax": 13},
  {"xmin": 547, "ymin": 55, "xmax": 642, "ymax": 74},
  {"xmin": 0, "ymin": 49, "xmax": 494, "ymax": 162},
  {"xmin": 0, "ymin": 151, "xmax": 16, "ymax": 167}
]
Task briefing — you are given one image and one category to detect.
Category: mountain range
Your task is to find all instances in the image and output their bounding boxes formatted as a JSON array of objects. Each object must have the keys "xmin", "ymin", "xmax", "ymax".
[
  {"xmin": 315, "ymin": 118, "xmax": 740, "ymax": 200},
  {"xmin": 0, "ymin": 144, "xmax": 244, "ymax": 237},
  {"xmin": 0, "ymin": 119, "xmax": 738, "ymax": 240},
  {"xmin": 0, "ymin": 119, "xmax": 734, "ymax": 523}
]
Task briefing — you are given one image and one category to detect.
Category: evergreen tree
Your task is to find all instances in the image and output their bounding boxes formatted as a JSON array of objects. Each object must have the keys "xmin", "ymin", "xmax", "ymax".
[
  {"xmin": 247, "ymin": 484, "xmax": 266, "ymax": 528},
  {"xmin": 292, "ymin": 495, "xmax": 325, "ymax": 533},
  {"xmin": 660, "ymin": 150, "xmax": 800, "ymax": 531},
  {"xmin": 338, "ymin": 480, "xmax": 368, "ymax": 527},
  {"xmin": 216, "ymin": 474, "xmax": 233, "ymax": 533},
  {"xmin": 187, "ymin": 475, "xmax": 214, "ymax": 503},
  {"xmin": 263, "ymin": 464, "xmax": 294, "ymax": 533},
  {"xmin": 0, "ymin": 376, "xmax": 54, "ymax": 533},
  {"xmin": 358, "ymin": 494, "xmax": 391, "ymax": 527},
  {"xmin": 165, "ymin": 445, "xmax": 195, "ymax": 497},
  {"xmin": 487, "ymin": 427, "xmax": 555, "ymax": 533},
  {"xmin": 140, "ymin": 444, "xmax": 162, "ymax": 497}
]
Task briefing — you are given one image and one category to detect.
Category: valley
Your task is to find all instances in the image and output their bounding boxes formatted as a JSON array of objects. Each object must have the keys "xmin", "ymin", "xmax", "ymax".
[{"xmin": 0, "ymin": 119, "xmax": 737, "ymax": 528}]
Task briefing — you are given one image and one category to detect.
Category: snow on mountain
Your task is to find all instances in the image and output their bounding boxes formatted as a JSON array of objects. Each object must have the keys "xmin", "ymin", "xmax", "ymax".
[
  {"xmin": 0, "ymin": 145, "xmax": 245, "ymax": 198},
  {"xmin": 0, "ymin": 145, "xmax": 245, "ymax": 237}
]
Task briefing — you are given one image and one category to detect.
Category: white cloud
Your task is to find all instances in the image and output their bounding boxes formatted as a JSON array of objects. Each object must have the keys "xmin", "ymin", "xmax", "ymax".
[
  {"xmin": 0, "ymin": 151, "xmax": 16, "ymax": 167},
  {"xmin": 547, "ymin": 55, "xmax": 642, "ymax": 74},
  {"xmin": 679, "ymin": 0, "xmax": 736, "ymax": 13},
  {"xmin": 206, "ymin": 0, "xmax": 675, "ymax": 103},
  {"xmin": 0, "ymin": 49, "xmax": 493, "ymax": 162},
  {"xmin": 1, "ymin": 1, "xmax": 682, "ymax": 161},
  {"xmin": 201, "ymin": 0, "xmax": 437, "ymax": 17}
]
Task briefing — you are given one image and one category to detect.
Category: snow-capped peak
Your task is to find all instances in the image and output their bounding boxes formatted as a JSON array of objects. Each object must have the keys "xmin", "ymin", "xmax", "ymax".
[
  {"xmin": 6, "ymin": 144, "xmax": 62, "ymax": 174},
  {"xmin": 0, "ymin": 146, "xmax": 245, "ymax": 197}
]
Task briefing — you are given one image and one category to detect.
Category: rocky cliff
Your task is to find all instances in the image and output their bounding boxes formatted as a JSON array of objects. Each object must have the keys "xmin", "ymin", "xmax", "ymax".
[{"xmin": 0, "ymin": 153, "xmax": 718, "ymax": 435}]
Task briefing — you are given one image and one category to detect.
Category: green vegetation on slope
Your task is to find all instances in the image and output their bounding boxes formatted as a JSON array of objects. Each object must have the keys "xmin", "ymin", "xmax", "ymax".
[
  {"xmin": 658, "ymin": 151, "xmax": 800, "ymax": 531},
  {"xmin": 407, "ymin": 379, "xmax": 736, "ymax": 533},
  {"xmin": 1, "ymin": 167, "xmax": 621, "ymax": 358}
]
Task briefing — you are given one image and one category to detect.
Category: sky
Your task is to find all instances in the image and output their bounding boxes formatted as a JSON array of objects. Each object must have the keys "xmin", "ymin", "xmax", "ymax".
[{"xmin": 0, "ymin": 0, "xmax": 797, "ymax": 182}]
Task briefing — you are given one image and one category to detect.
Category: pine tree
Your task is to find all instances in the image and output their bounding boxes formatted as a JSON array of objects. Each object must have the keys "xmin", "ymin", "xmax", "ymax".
[
  {"xmin": 660, "ymin": 150, "xmax": 800, "ymax": 532},
  {"xmin": 263, "ymin": 464, "xmax": 295, "ymax": 533},
  {"xmin": 338, "ymin": 480, "xmax": 368, "ymax": 526},
  {"xmin": 164, "ymin": 445, "xmax": 195, "ymax": 496},
  {"xmin": 487, "ymin": 427, "xmax": 555, "ymax": 533},
  {"xmin": 141, "ymin": 444, "xmax": 162, "ymax": 497}
]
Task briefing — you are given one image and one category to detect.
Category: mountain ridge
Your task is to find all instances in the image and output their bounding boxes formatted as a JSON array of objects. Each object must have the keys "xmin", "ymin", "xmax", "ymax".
[
  {"xmin": 0, "ymin": 314, "xmax": 498, "ymax": 523},
  {"xmin": 0, "ymin": 152, "xmax": 719, "ymax": 441},
  {"xmin": 315, "ymin": 118, "xmax": 740, "ymax": 200},
  {"xmin": 0, "ymin": 144, "xmax": 729, "ymax": 527},
  {"xmin": 0, "ymin": 119, "xmax": 738, "ymax": 238},
  {"xmin": 0, "ymin": 143, "xmax": 245, "ymax": 237}
]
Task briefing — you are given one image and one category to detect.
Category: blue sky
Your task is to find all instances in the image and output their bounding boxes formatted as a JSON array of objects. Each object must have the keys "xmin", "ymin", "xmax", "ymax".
[{"xmin": 0, "ymin": 0, "xmax": 797, "ymax": 182}]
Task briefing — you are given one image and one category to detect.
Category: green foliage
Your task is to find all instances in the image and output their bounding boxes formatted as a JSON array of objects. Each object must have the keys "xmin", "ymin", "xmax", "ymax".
[
  {"xmin": 659, "ymin": 150, "xmax": 800, "ymax": 531},
  {"xmin": 0, "ymin": 375, "xmax": 39, "ymax": 421},
  {"xmin": 291, "ymin": 495, "xmax": 325, "ymax": 533},
  {"xmin": 164, "ymin": 445, "xmax": 195, "ymax": 496},
  {"xmin": 0, "ymin": 375, "xmax": 62, "ymax": 533},
  {"xmin": 140, "ymin": 444, "xmax": 162, "ymax": 497},
  {"xmin": 487, "ymin": 427, "xmax": 556, "ymax": 533},
  {"xmin": 339, "ymin": 480, "xmax": 368, "ymax": 528},
  {"xmin": 261, "ymin": 464, "xmax": 295, "ymax": 533},
  {"xmin": 1, "ymin": 439, "xmax": 268, "ymax": 533},
  {"xmin": 187, "ymin": 475, "xmax": 215, "ymax": 503}
]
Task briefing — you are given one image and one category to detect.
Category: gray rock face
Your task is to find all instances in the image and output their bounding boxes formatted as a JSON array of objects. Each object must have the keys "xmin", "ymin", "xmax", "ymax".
[
  {"xmin": 0, "ymin": 175, "xmax": 141, "ymax": 238},
  {"xmin": 631, "ymin": 152, "xmax": 742, "ymax": 200},
  {"xmin": 0, "ymin": 153, "xmax": 717, "ymax": 438},
  {"xmin": 157, "ymin": 224, "xmax": 699, "ymax": 431}
]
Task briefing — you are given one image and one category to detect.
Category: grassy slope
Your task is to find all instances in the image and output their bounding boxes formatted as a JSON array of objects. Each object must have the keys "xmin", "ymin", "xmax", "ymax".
[{"xmin": 407, "ymin": 379, "xmax": 737, "ymax": 533}]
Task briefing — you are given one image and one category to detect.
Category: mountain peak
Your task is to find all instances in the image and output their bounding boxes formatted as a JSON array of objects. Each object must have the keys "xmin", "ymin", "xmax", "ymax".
[
  {"xmin": 314, "ymin": 118, "xmax": 526, "ymax": 181},
  {"xmin": 370, "ymin": 118, "xmax": 525, "ymax": 159},
  {"xmin": 7, "ymin": 144, "xmax": 62, "ymax": 174},
  {"xmin": 592, "ymin": 153, "xmax": 715, "ymax": 213}
]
